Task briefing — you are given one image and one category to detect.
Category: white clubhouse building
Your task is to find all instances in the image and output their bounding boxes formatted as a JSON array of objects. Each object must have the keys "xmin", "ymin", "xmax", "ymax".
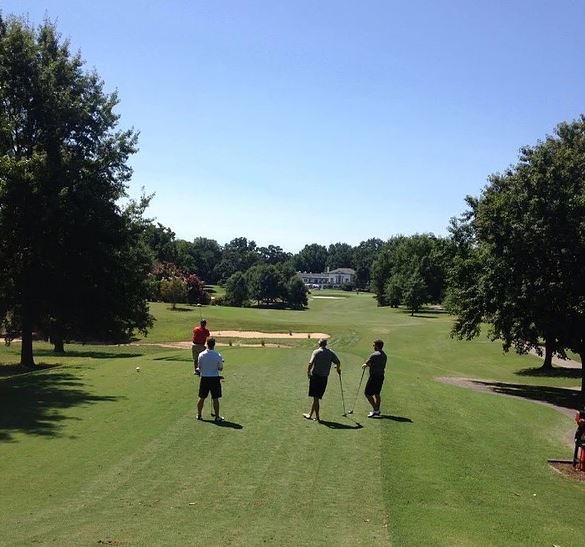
[{"xmin": 298, "ymin": 268, "xmax": 356, "ymax": 288}]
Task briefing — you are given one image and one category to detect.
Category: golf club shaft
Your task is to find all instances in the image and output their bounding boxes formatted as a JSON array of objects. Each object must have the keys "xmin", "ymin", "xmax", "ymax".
[
  {"xmin": 338, "ymin": 372, "xmax": 347, "ymax": 415},
  {"xmin": 349, "ymin": 368, "xmax": 366, "ymax": 413}
]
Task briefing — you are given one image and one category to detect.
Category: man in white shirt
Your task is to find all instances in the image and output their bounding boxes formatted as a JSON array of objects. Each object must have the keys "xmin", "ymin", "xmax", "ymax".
[{"xmin": 196, "ymin": 337, "xmax": 224, "ymax": 422}]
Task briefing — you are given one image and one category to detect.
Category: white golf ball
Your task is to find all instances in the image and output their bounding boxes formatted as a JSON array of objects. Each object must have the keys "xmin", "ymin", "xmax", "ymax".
[{"xmin": 136, "ymin": 366, "xmax": 140, "ymax": 372}]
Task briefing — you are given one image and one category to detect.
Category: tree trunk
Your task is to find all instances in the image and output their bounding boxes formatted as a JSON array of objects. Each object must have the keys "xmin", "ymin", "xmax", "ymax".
[
  {"xmin": 20, "ymin": 306, "xmax": 35, "ymax": 368},
  {"xmin": 579, "ymin": 349, "xmax": 585, "ymax": 405},
  {"xmin": 52, "ymin": 336, "xmax": 65, "ymax": 354},
  {"xmin": 541, "ymin": 338, "xmax": 554, "ymax": 370}
]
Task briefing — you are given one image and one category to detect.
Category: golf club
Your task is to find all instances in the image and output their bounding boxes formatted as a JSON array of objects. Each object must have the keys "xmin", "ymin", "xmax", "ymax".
[
  {"xmin": 347, "ymin": 367, "xmax": 365, "ymax": 415},
  {"xmin": 338, "ymin": 371, "xmax": 348, "ymax": 416}
]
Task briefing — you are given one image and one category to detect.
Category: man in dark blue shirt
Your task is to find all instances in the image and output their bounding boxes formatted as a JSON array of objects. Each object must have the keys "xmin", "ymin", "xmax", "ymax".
[{"xmin": 362, "ymin": 339, "xmax": 387, "ymax": 418}]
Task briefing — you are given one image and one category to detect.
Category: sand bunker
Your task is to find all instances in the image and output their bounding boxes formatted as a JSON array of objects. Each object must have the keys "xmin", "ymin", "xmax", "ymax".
[
  {"xmin": 211, "ymin": 330, "xmax": 329, "ymax": 339},
  {"xmin": 133, "ymin": 341, "xmax": 291, "ymax": 349}
]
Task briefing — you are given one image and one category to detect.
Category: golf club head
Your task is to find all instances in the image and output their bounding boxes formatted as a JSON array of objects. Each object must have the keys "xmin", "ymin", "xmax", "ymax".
[{"xmin": 347, "ymin": 410, "xmax": 354, "ymax": 414}]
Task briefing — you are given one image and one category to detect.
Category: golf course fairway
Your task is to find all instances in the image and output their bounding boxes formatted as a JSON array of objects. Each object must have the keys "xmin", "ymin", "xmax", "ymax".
[{"xmin": 1, "ymin": 292, "xmax": 584, "ymax": 545}]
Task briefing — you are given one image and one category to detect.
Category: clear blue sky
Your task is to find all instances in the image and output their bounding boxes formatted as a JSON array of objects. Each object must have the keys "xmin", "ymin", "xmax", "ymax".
[{"xmin": 3, "ymin": 1, "xmax": 584, "ymax": 252}]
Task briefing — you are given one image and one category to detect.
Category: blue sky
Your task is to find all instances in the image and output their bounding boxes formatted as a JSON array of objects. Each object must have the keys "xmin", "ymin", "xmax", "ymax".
[{"xmin": 3, "ymin": 1, "xmax": 584, "ymax": 252}]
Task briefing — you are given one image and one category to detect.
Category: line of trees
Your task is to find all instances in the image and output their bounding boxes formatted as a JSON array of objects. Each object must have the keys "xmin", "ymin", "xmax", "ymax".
[
  {"xmin": 370, "ymin": 234, "xmax": 456, "ymax": 315},
  {"xmin": 223, "ymin": 263, "xmax": 308, "ymax": 309},
  {"xmin": 142, "ymin": 230, "xmax": 385, "ymax": 291}
]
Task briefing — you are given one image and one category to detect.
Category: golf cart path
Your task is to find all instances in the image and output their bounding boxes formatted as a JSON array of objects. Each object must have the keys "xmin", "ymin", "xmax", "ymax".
[
  {"xmin": 436, "ymin": 376, "xmax": 578, "ymax": 420},
  {"xmin": 527, "ymin": 348, "xmax": 581, "ymax": 368}
]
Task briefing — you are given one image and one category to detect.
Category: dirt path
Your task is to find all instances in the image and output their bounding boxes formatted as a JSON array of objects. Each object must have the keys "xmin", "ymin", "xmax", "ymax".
[
  {"xmin": 436, "ymin": 376, "xmax": 578, "ymax": 419},
  {"xmin": 528, "ymin": 348, "xmax": 581, "ymax": 369}
]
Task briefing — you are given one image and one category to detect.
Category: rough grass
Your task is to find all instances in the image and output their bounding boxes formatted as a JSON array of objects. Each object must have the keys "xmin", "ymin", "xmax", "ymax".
[{"xmin": 1, "ymin": 291, "xmax": 584, "ymax": 545}]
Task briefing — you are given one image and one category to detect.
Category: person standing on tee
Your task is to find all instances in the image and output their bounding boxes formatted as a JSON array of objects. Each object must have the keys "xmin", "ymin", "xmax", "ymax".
[
  {"xmin": 192, "ymin": 319, "xmax": 210, "ymax": 374},
  {"xmin": 196, "ymin": 337, "xmax": 224, "ymax": 422},
  {"xmin": 362, "ymin": 339, "xmax": 387, "ymax": 418},
  {"xmin": 303, "ymin": 338, "xmax": 341, "ymax": 422}
]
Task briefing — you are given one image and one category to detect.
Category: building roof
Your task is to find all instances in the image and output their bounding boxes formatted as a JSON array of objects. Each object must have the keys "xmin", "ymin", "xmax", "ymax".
[{"xmin": 328, "ymin": 268, "xmax": 356, "ymax": 275}]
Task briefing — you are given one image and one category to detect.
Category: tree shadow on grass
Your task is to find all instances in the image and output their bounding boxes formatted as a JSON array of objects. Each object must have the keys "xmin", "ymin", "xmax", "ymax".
[
  {"xmin": 168, "ymin": 306, "xmax": 194, "ymax": 312},
  {"xmin": 472, "ymin": 380, "xmax": 582, "ymax": 412},
  {"xmin": 33, "ymin": 349, "xmax": 143, "ymax": 359},
  {"xmin": 0, "ymin": 363, "xmax": 61, "ymax": 378},
  {"xmin": 318, "ymin": 419, "xmax": 363, "ymax": 430},
  {"xmin": 515, "ymin": 367, "xmax": 582, "ymax": 380},
  {"xmin": 0, "ymin": 370, "xmax": 123, "ymax": 442}
]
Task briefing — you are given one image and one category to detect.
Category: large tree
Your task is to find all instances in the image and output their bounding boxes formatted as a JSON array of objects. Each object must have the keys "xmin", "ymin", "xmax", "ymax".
[
  {"xmin": 294, "ymin": 243, "xmax": 328, "ymax": 273},
  {"xmin": 352, "ymin": 237, "xmax": 383, "ymax": 289},
  {"xmin": 189, "ymin": 237, "xmax": 222, "ymax": 284},
  {"xmin": 0, "ymin": 16, "xmax": 152, "ymax": 365},
  {"xmin": 326, "ymin": 242, "xmax": 354, "ymax": 270},
  {"xmin": 450, "ymin": 118, "xmax": 585, "ymax": 394}
]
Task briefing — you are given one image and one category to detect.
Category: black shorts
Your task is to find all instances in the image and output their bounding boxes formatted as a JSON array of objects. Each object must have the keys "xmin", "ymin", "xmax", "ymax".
[
  {"xmin": 364, "ymin": 375, "xmax": 384, "ymax": 396},
  {"xmin": 199, "ymin": 377, "xmax": 222, "ymax": 399},
  {"xmin": 309, "ymin": 375, "xmax": 328, "ymax": 399}
]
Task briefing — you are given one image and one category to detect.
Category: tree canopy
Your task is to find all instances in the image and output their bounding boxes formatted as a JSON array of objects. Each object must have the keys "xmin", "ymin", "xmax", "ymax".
[
  {"xmin": 0, "ymin": 16, "xmax": 152, "ymax": 364},
  {"xmin": 450, "ymin": 117, "xmax": 585, "ymax": 394}
]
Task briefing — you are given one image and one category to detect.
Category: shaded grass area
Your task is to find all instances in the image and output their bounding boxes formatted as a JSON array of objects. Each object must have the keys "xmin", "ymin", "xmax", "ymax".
[
  {"xmin": 516, "ymin": 366, "xmax": 583, "ymax": 379},
  {"xmin": 0, "ymin": 370, "xmax": 123, "ymax": 442},
  {"xmin": 472, "ymin": 380, "xmax": 582, "ymax": 411}
]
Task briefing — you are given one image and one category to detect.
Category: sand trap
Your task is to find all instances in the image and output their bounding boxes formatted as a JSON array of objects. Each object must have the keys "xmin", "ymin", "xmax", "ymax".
[
  {"xmin": 132, "ymin": 341, "xmax": 291, "ymax": 349},
  {"xmin": 211, "ymin": 331, "xmax": 329, "ymax": 339}
]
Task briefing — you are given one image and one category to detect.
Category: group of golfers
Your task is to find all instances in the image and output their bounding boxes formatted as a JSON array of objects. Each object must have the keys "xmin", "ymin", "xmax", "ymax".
[{"xmin": 191, "ymin": 319, "xmax": 387, "ymax": 423}]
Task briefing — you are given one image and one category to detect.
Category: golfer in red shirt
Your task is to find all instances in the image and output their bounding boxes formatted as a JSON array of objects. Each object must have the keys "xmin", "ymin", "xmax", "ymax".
[{"xmin": 192, "ymin": 319, "xmax": 210, "ymax": 374}]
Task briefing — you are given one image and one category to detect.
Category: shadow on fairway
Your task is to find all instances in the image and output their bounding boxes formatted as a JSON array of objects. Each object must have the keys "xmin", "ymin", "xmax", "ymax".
[
  {"xmin": 473, "ymin": 380, "xmax": 582, "ymax": 411},
  {"xmin": 515, "ymin": 367, "xmax": 582, "ymax": 379},
  {"xmin": 213, "ymin": 419, "xmax": 243, "ymax": 429},
  {"xmin": 154, "ymin": 356, "xmax": 192, "ymax": 363},
  {"xmin": 0, "ymin": 370, "xmax": 123, "ymax": 442},
  {"xmin": 378, "ymin": 415, "xmax": 413, "ymax": 423},
  {"xmin": 33, "ymin": 349, "xmax": 143, "ymax": 359},
  {"xmin": 318, "ymin": 419, "xmax": 363, "ymax": 430},
  {"xmin": 167, "ymin": 306, "xmax": 194, "ymax": 312},
  {"xmin": 0, "ymin": 363, "xmax": 61, "ymax": 378}
]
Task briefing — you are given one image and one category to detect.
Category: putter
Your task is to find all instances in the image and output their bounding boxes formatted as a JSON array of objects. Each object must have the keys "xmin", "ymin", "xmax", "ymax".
[
  {"xmin": 347, "ymin": 367, "xmax": 365, "ymax": 415},
  {"xmin": 338, "ymin": 372, "xmax": 348, "ymax": 416}
]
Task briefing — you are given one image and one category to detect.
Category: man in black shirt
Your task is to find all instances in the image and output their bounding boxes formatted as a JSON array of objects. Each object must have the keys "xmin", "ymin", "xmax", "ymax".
[{"xmin": 362, "ymin": 339, "xmax": 387, "ymax": 418}]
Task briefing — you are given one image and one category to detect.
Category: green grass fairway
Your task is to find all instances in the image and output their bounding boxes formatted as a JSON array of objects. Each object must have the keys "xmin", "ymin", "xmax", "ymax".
[{"xmin": 1, "ymin": 292, "xmax": 584, "ymax": 545}]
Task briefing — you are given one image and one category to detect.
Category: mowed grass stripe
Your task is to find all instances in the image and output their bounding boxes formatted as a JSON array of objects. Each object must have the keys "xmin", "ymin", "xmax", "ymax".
[{"xmin": 1, "ymin": 343, "xmax": 390, "ymax": 545}]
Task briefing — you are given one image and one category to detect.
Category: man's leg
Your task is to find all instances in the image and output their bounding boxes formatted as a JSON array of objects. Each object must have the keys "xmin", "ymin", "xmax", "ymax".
[
  {"xmin": 212, "ymin": 398, "xmax": 220, "ymax": 418},
  {"xmin": 196, "ymin": 396, "xmax": 205, "ymax": 418},
  {"xmin": 366, "ymin": 394, "xmax": 376, "ymax": 409},
  {"xmin": 311, "ymin": 397, "xmax": 320, "ymax": 421},
  {"xmin": 373, "ymin": 393, "xmax": 381, "ymax": 412}
]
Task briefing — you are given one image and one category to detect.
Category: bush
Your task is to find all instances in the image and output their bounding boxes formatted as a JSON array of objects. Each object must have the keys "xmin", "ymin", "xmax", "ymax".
[{"xmin": 159, "ymin": 277, "xmax": 188, "ymax": 309}]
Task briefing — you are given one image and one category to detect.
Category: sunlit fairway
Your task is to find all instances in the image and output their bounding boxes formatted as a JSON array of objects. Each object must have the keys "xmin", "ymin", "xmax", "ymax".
[{"xmin": 1, "ymin": 292, "xmax": 584, "ymax": 545}]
